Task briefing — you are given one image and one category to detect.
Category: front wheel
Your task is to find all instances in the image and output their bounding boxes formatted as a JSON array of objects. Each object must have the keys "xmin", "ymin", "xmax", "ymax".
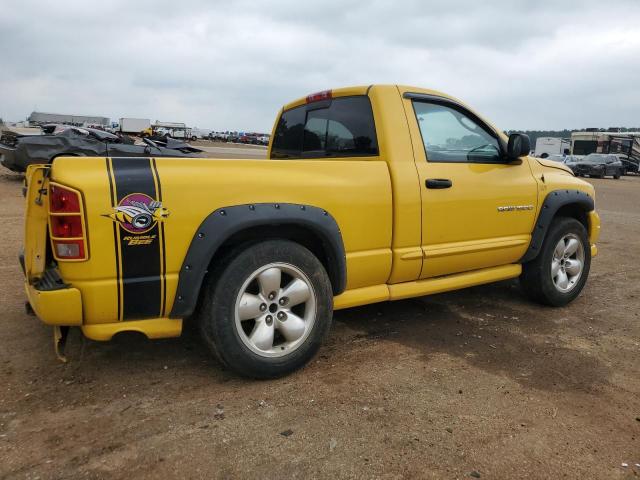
[
  {"xmin": 520, "ymin": 217, "xmax": 591, "ymax": 307},
  {"xmin": 199, "ymin": 240, "xmax": 333, "ymax": 378}
]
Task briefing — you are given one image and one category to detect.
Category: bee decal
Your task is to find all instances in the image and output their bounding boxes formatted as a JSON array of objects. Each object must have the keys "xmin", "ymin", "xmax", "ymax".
[{"xmin": 104, "ymin": 193, "xmax": 169, "ymax": 234}]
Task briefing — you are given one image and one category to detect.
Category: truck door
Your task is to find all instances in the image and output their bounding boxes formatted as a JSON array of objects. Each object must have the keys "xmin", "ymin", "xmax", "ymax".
[{"xmin": 401, "ymin": 91, "xmax": 538, "ymax": 279}]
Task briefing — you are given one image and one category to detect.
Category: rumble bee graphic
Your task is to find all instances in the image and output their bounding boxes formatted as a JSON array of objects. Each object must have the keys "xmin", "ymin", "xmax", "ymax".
[{"xmin": 105, "ymin": 193, "xmax": 169, "ymax": 235}]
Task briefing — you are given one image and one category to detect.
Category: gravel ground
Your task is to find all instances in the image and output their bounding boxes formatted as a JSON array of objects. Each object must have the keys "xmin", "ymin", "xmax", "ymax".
[{"xmin": 1, "ymin": 166, "xmax": 639, "ymax": 479}]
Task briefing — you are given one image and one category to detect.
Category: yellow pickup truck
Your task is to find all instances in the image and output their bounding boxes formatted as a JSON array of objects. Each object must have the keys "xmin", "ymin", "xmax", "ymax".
[{"xmin": 22, "ymin": 85, "xmax": 600, "ymax": 378}]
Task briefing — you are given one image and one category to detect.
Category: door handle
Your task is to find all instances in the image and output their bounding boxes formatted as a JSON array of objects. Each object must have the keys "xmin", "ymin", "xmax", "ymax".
[{"xmin": 425, "ymin": 178, "xmax": 452, "ymax": 189}]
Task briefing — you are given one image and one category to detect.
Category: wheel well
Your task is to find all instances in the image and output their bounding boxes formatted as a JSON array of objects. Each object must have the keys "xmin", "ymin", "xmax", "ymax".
[
  {"xmin": 210, "ymin": 223, "xmax": 342, "ymax": 295},
  {"xmin": 554, "ymin": 204, "xmax": 588, "ymax": 231}
]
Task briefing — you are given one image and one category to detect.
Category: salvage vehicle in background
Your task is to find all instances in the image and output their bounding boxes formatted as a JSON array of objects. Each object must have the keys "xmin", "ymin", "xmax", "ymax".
[
  {"xmin": 571, "ymin": 130, "xmax": 640, "ymax": 174},
  {"xmin": 614, "ymin": 154, "xmax": 640, "ymax": 175},
  {"xmin": 568, "ymin": 153, "xmax": 624, "ymax": 179},
  {"xmin": 21, "ymin": 85, "xmax": 600, "ymax": 378},
  {"xmin": 562, "ymin": 155, "xmax": 583, "ymax": 165},
  {"xmin": 0, "ymin": 125, "xmax": 203, "ymax": 172}
]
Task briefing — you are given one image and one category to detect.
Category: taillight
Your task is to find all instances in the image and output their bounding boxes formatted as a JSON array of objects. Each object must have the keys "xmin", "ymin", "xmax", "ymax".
[
  {"xmin": 50, "ymin": 184, "xmax": 81, "ymax": 213},
  {"xmin": 306, "ymin": 90, "xmax": 332, "ymax": 103},
  {"xmin": 48, "ymin": 183, "xmax": 87, "ymax": 260},
  {"xmin": 50, "ymin": 215, "xmax": 83, "ymax": 237}
]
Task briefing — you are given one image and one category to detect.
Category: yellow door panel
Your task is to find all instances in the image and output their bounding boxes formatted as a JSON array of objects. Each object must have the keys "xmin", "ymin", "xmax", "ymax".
[
  {"xmin": 399, "ymin": 89, "xmax": 538, "ymax": 278},
  {"xmin": 415, "ymin": 161, "xmax": 538, "ymax": 278}
]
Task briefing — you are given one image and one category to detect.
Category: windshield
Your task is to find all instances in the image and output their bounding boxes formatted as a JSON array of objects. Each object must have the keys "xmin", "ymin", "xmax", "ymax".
[{"xmin": 583, "ymin": 154, "xmax": 607, "ymax": 164}]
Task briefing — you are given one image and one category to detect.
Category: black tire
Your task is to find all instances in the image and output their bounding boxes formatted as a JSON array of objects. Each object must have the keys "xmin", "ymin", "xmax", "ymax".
[
  {"xmin": 520, "ymin": 217, "xmax": 591, "ymax": 307},
  {"xmin": 613, "ymin": 170, "xmax": 621, "ymax": 179},
  {"xmin": 199, "ymin": 239, "xmax": 333, "ymax": 379}
]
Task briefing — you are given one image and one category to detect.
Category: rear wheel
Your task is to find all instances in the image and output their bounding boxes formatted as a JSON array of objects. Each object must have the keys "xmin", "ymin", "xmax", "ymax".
[
  {"xmin": 520, "ymin": 217, "xmax": 591, "ymax": 306},
  {"xmin": 199, "ymin": 240, "xmax": 333, "ymax": 378}
]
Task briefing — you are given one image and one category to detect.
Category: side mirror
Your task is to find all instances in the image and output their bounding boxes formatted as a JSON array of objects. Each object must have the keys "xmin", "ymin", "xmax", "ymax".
[{"xmin": 507, "ymin": 133, "xmax": 531, "ymax": 160}]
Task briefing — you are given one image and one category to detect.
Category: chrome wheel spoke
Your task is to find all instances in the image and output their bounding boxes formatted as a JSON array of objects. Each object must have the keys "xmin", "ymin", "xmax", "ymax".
[
  {"xmin": 556, "ymin": 269, "xmax": 569, "ymax": 289},
  {"xmin": 565, "ymin": 258, "xmax": 582, "ymax": 276},
  {"xmin": 249, "ymin": 317, "xmax": 274, "ymax": 351},
  {"xmin": 258, "ymin": 267, "xmax": 281, "ymax": 298},
  {"xmin": 551, "ymin": 259, "xmax": 561, "ymax": 277},
  {"xmin": 554, "ymin": 239, "xmax": 566, "ymax": 259},
  {"xmin": 565, "ymin": 238, "xmax": 580, "ymax": 256},
  {"xmin": 277, "ymin": 311, "xmax": 306, "ymax": 342},
  {"xmin": 281, "ymin": 278, "xmax": 311, "ymax": 307},
  {"xmin": 238, "ymin": 293, "xmax": 264, "ymax": 321}
]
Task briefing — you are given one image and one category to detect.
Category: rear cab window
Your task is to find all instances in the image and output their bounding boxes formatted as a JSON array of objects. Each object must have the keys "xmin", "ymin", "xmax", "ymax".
[{"xmin": 271, "ymin": 96, "xmax": 378, "ymax": 159}]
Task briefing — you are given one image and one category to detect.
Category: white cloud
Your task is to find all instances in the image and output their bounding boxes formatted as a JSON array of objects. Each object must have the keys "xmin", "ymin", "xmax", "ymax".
[{"xmin": 1, "ymin": 0, "xmax": 639, "ymax": 131}]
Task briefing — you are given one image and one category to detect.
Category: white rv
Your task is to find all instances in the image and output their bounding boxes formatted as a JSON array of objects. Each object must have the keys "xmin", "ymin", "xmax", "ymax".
[{"xmin": 534, "ymin": 137, "xmax": 571, "ymax": 158}]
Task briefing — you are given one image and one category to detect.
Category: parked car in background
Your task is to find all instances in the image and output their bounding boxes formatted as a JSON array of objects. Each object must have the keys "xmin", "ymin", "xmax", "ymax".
[
  {"xmin": 546, "ymin": 154, "xmax": 566, "ymax": 162},
  {"xmin": 563, "ymin": 155, "xmax": 583, "ymax": 165},
  {"xmin": 0, "ymin": 125, "xmax": 203, "ymax": 172},
  {"xmin": 568, "ymin": 153, "xmax": 624, "ymax": 179}
]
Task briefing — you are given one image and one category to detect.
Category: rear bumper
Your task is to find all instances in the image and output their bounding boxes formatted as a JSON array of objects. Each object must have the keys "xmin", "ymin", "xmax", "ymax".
[{"xmin": 24, "ymin": 282, "xmax": 83, "ymax": 326}]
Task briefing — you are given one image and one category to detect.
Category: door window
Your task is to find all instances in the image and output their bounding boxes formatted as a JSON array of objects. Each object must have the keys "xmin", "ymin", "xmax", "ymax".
[{"xmin": 413, "ymin": 101, "xmax": 501, "ymax": 163}]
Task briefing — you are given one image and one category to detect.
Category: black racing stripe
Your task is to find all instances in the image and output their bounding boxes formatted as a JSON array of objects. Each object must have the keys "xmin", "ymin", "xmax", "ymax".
[
  {"xmin": 150, "ymin": 158, "xmax": 167, "ymax": 317},
  {"xmin": 160, "ymin": 222, "xmax": 167, "ymax": 317},
  {"xmin": 151, "ymin": 157, "xmax": 163, "ymax": 201},
  {"xmin": 111, "ymin": 157, "xmax": 161, "ymax": 319},
  {"xmin": 105, "ymin": 158, "xmax": 121, "ymax": 321}
]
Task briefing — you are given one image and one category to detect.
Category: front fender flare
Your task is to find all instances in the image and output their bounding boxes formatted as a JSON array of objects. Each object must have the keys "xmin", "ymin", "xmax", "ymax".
[
  {"xmin": 169, "ymin": 203, "xmax": 346, "ymax": 318},
  {"xmin": 520, "ymin": 189, "xmax": 594, "ymax": 263}
]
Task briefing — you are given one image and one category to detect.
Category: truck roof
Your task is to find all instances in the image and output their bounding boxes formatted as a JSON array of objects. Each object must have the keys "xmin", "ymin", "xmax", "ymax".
[
  {"xmin": 280, "ymin": 84, "xmax": 507, "ymax": 144},
  {"xmin": 282, "ymin": 84, "xmax": 462, "ymax": 111}
]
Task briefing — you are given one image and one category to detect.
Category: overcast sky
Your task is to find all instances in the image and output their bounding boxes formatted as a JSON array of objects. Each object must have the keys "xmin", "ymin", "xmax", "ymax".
[{"xmin": 1, "ymin": 0, "xmax": 639, "ymax": 132}]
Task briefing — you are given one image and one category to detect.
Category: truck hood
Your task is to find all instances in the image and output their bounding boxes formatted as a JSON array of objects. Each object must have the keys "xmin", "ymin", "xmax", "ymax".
[{"xmin": 535, "ymin": 158, "xmax": 574, "ymax": 175}]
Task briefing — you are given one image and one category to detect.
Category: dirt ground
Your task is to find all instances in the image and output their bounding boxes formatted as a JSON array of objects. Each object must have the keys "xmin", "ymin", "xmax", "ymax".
[{"xmin": 1, "ymin": 166, "xmax": 639, "ymax": 479}]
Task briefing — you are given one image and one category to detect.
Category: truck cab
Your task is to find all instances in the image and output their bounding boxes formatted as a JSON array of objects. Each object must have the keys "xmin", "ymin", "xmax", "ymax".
[{"xmin": 22, "ymin": 85, "xmax": 600, "ymax": 378}]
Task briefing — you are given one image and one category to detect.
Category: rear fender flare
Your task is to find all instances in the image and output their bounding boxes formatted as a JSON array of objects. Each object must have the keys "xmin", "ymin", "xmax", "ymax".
[
  {"xmin": 520, "ymin": 189, "xmax": 594, "ymax": 263},
  {"xmin": 169, "ymin": 203, "xmax": 346, "ymax": 318}
]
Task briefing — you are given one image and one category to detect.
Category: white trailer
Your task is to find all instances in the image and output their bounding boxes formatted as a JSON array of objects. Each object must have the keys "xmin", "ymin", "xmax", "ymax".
[
  {"xmin": 534, "ymin": 137, "xmax": 571, "ymax": 158},
  {"xmin": 119, "ymin": 118, "xmax": 151, "ymax": 135}
]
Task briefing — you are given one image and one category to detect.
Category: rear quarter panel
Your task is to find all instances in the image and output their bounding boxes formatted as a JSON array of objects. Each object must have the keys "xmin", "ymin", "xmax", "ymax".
[{"xmin": 50, "ymin": 156, "xmax": 393, "ymax": 324}]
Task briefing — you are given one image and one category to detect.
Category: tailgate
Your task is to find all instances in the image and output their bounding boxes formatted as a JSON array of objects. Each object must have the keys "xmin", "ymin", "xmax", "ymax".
[{"xmin": 23, "ymin": 164, "xmax": 50, "ymax": 281}]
